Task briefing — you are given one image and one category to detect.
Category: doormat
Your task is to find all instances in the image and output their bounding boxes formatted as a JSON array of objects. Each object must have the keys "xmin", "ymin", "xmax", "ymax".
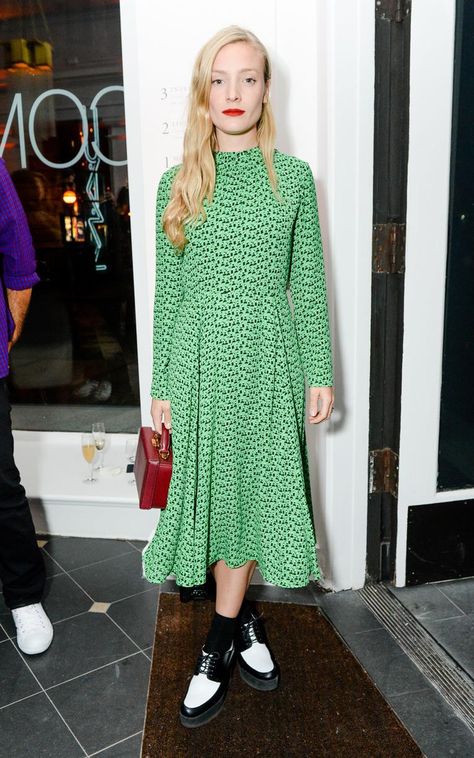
[{"xmin": 142, "ymin": 593, "xmax": 422, "ymax": 757}]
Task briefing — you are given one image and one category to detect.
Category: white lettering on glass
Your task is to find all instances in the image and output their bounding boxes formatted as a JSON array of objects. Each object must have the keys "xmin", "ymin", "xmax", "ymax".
[
  {"xmin": 90, "ymin": 86, "xmax": 127, "ymax": 167},
  {"xmin": 0, "ymin": 86, "xmax": 127, "ymax": 168},
  {"xmin": 0, "ymin": 93, "xmax": 27, "ymax": 165}
]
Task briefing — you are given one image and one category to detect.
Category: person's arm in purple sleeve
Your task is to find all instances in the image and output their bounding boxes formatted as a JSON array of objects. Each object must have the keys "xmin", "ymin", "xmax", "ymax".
[
  {"xmin": 0, "ymin": 159, "xmax": 40, "ymax": 349},
  {"xmin": 7, "ymin": 288, "xmax": 32, "ymax": 351}
]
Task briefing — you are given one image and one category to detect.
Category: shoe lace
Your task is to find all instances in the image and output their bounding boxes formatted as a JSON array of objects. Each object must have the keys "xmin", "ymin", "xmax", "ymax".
[
  {"xmin": 241, "ymin": 613, "xmax": 265, "ymax": 645},
  {"xmin": 196, "ymin": 649, "xmax": 220, "ymax": 677},
  {"xmin": 12, "ymin": 604, "xmax": 48, "ymax": 633}
]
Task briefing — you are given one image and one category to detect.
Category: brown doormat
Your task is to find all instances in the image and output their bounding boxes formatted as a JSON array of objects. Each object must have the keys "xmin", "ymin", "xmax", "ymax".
[{"xmin": 142, "ymin": 593, "xmax": 422, "ymax": 758}]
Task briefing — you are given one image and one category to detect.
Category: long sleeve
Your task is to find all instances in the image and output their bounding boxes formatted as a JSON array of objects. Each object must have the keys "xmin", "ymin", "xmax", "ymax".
[
  {"xmin": 0, "ymin": 159, "xmax": 39, "ymax": 291},
  {"xmin": 150, "ymin": 167, "xmax": 183, "ymax": 400},
  {"xmin": 288, "ymin": 161, "xmax": 333, "ymax": 387}
]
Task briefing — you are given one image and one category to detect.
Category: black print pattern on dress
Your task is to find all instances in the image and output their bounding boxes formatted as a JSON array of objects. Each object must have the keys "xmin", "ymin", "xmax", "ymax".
[{"xmin": 142, "ymin": 145, "xmax": 333, "ymax": 588}]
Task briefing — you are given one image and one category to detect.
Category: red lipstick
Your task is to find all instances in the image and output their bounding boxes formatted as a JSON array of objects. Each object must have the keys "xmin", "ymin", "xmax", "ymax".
[{"xmin": 222, "ymin": 109, "xmax": 245, "ymax": 116}]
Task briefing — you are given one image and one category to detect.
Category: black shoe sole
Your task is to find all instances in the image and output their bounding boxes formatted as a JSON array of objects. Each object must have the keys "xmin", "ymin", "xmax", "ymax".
[
  {"xmin": 238, "ymin": 661, "xmax": 279, "ymax": 691},
  {"xmin": 179, "ymin": 689, "xmax": 227, "ymax": 728}
]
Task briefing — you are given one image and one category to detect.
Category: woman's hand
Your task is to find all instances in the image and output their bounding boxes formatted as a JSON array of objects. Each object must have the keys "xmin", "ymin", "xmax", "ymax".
[
  {"xmin": 308, "ymin": 386, "xmax": 334, "ymax": 424},
  {"xmin": 151, "ymin": 398, "xmax": 172, "ymax": 434}
]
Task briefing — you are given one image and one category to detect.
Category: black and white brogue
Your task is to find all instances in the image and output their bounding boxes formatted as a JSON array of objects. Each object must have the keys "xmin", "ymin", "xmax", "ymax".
[
  {"xmin": 179, "ymin": 640, "xmax": 236, "ymax": 728},
  {"xmin": 235, "ymin": 610, "xmax": 280, "ymax": 691}
]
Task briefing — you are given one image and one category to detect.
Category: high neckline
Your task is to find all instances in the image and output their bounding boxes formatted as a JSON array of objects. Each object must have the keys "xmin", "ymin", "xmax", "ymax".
[{"xmin": 213, "ymin": 145, "xmax": 262, "ymax": 158}]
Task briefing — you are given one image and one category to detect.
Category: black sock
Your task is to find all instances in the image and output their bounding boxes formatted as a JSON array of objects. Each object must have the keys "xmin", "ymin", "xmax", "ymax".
[
  {"xmin": 203, "ymin": 611, "xmax": 236, "ymax": 655},
  {"xmin": 237, "ymin": 597, "xmax": 256, "ymax": 624}
]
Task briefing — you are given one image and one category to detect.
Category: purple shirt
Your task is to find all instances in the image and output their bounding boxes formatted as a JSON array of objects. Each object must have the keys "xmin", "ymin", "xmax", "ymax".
[{"xmin": 0, "ymin": 158, "xmax": 40, "ymax": 378}]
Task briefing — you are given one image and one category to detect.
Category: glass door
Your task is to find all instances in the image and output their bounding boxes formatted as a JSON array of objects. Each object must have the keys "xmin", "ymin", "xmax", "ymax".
[{"xmin": 396, "ymin": 0, "xmax": 474, "ymax": 586}]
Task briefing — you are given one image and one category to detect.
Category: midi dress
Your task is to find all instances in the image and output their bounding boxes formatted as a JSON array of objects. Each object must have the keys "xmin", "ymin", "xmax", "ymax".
[{"xmin": 142, "ymin": 145, "xmax": 333, "ymax": 589}]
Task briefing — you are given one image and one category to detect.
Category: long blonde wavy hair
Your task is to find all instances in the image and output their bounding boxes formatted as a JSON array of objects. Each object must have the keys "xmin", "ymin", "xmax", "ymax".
[{"xmin": 162, "ymin": 25, "xmax": 282, "ymax": 253}]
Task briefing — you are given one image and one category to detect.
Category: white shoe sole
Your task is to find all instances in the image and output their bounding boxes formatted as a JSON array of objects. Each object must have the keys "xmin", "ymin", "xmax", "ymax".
[{"xmin": 17, "ymin": 631, "xmax": 54, "ymax": 655}]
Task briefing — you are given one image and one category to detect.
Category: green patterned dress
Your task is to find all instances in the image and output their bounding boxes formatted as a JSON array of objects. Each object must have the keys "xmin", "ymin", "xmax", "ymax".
[{"xmin": 142, "ymin": 145, "xmax": 333, "ymax": 588}]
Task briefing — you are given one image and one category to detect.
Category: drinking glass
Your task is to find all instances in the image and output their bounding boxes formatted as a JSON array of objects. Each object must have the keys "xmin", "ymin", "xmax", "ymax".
[
  {"xmin": 125, "ymin": 435, "xmax": 138, "ymax": 485},
  {"xmin": 82, "ymin": 433, "xmax": 97, "ymax": 484},
  {"xmin": 125, "ymin": 438, "xmax": 137, "ymax": 463},
  {"xmin": 92, "ymin": 422, "xmax": 106, "ymax": 470}
]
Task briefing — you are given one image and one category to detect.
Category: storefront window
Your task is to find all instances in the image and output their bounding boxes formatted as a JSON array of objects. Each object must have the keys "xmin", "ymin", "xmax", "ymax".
[{"xmin": 0, "ymin": 0, "xmax": 139, "ymax": 432}]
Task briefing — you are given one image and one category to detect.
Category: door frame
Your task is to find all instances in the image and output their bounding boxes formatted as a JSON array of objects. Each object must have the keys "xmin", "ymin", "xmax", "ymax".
[{"xmin": 366, "ymin": 0, "xmax": 412, "ymax": 582}]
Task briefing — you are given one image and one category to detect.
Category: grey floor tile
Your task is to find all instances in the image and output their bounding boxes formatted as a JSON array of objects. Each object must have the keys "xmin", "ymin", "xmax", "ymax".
[
  {"xmin": 157, "ymin": 580, "xmax": 179, "ymax": 594},
  {"xmin": 247, "ymin": 583, "xmax": 318, "ymax": 605},
  {"xmin": 309, "ymin": 582, "xmax": 330, "ymax": 603},
  {"xmin": 389, "ymin": 583, "xmax": 465, "ymax": 621},
  {"xmin": 249, "ymin": 566, "xmax": 266, "ymax": 584},
  {"xmin": 107, "ymin": 589, "xmax": 159, "ymax": 649},
  {"xmin": 127, "ymin": 540, "xmax": 146, "ymax": 552},
  {"xmin": 43, "ymin": 536, "xmax": 135, "ymax": 572},
  {"xmin": 342, "ymin": 626, "xmax": 404, "ymax": 661},
  {"xmin": 387, "ymin": 685, "xmax": 474, "ymax": 757},
  {"xmin": 375, "ymin": 654, "xmax": 432, "ymax": 697},
  {"xmin": 69, "ymin": 550, "xmax": 153, "ymax": 603},
  {"xmin": 0, "ymin": 639, "xmax": 41, "ymax": 708},
  {"xmin": 344, "ymin": 640, "xmax": 430, "ymax": 696},
  {"xmin": 319, "ymin": 589, "xmax": 383, "ymax": 635},
  {"xmin": 0, "ymin": 692, "xmax": 85, "ymax": 757},
  {"xmin": 0, "ymin": 613, "xmax": 15, "ymax": 639},
  {"xmin": 422, "ymin": 613, "xmax": 474, "ymax": 677},
  {"xmin": 43, "ymin": 574, "xmax": 93, "ymax": 623},
  {"xmin": 48, "ymin": 653, "xmax": 150, "ymax": 755},
  {"xmin": 0, "ymin": 600, "xmax": 14, "ymax": 636},
  {"xmin": 436, "ymin": 577, "xmax": 474, "ymax": 614},
  {"xmin": 24, "ymin": 612, "xmax": 138, "ymax": 689},
  {"xmin": 42, "ymin": 551, "xmax": 65, "ymax": 579},
  {"xmin": 90, "ymin": 731, "xmax": 142, "ymax": 757}
]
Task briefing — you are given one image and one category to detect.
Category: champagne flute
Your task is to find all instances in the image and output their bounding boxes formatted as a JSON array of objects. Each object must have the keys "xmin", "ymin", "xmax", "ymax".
[
  {"xmin": 125, "ymin": 433, "xmax": 138, "ymax": 485},
  {"xmin": 92, "ymin": 422, "xmax": 106, "ymax": 470},
  {"xmin": 125, "ymin": 438, "xmax": 136, "ymax": 463},
  {"xmin": 82, "ymin": 433, "xmax": 97, "ymax": 484}
]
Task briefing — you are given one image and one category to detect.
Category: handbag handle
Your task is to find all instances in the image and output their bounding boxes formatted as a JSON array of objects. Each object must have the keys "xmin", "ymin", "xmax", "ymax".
[{"xmin": 151, "ymin": 426, "xmax": 171, "ymax": 460}]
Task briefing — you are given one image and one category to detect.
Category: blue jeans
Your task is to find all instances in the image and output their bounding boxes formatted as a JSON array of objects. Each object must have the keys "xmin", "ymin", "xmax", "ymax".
[{"xmin": 0, "ymin": 378, "xmax": 45, "ymax": 609}]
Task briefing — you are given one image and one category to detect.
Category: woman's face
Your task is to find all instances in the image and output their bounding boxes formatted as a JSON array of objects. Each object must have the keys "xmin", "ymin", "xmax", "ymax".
[{"xmin": 209, "ymin": 41, "xmax": 269, "ymax": 146}]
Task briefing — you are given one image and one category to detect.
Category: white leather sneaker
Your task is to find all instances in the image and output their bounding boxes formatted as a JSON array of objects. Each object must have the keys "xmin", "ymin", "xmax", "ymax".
[{"xmin": 11, "ymin": 602, "xmax": 54, "ymax": 655}]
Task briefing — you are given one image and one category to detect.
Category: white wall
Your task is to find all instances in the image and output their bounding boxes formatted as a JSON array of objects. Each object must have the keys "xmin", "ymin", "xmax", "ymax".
[{"xmin": 120, "ymin": 0, "xmax": 375, "ymax": 589}]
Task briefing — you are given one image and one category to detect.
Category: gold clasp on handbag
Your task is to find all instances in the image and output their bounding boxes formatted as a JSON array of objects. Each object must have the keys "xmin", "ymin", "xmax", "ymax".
[{"xmin": 151, "ymin": 431, "xmax": 170, "ymax": 460}]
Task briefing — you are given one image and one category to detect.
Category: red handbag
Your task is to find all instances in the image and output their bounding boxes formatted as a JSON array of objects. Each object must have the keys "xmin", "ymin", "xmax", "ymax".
[{"xmin": 135, "ymin": 426, "xmax": 172, "ymax": 509}]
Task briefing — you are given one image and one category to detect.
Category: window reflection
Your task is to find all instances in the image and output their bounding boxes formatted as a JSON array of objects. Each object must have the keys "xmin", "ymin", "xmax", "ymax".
[{"xmin": 0, "ymin": 0, "xmax": 139, "ymax": 432}]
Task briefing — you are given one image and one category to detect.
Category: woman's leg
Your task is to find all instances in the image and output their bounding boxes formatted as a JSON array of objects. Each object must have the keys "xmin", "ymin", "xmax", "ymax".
[
  {"xmin": 211, "ymin": 559, "xmax": 257, "ymax": 617},
  {"xmin": 180, "ymin": 560, "xmax": 257, "ymax": 727},
  {"xmin": 179, "ymin": 558, "xmax": 273, "ymax": 727},
  {"xmin": 211, "ymin": 560, "xmax": 280, "ymax": 691}
]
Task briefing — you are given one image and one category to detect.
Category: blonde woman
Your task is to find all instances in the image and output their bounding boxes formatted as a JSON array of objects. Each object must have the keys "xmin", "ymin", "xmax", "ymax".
[{"xmin": 142, "ymin": 25, "xmax": 334, "ymax": 728}]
